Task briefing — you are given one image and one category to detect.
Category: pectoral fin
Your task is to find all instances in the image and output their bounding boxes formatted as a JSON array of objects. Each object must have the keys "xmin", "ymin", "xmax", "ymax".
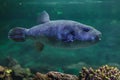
[{"xmin": 34, "ymin": 41, "xmax": 44, "ymax": 52}]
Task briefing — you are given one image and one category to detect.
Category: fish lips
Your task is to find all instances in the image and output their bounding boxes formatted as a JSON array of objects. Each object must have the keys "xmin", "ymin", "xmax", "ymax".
[{"xmin": 91, "ymin": 33, "xmax": 102, "ymax": 43}]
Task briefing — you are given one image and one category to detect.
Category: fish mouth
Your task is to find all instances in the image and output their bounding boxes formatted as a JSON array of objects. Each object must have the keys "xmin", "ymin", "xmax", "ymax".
[
  {"xmin": 95, "ymin": 36, "xmax": 101, "ymax": 41},
  {"xmin": 93, "ymin": 30, "xmax": 102, "ymax": 41},
  {"xmin": 90, "ymin": 34, "xmax": 102, "ymax": 43},
  {"xmin": 92, "ymin": 33, "xmax": 102, "ymax": 42},
  {"xmin": 97, "ymin": 32, "xmax": 102, "ymax": 41}
]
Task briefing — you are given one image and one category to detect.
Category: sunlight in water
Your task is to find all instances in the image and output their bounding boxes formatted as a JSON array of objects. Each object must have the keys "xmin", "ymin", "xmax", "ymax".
[{"xmin": 25, "ymin": 0, "xmax": 104, "ymax": 5}]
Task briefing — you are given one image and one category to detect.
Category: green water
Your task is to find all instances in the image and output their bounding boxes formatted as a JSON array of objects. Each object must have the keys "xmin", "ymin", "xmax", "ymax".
[{"xmin": 0, "ymin": 0, "xmax": 120, "ymax": 75}]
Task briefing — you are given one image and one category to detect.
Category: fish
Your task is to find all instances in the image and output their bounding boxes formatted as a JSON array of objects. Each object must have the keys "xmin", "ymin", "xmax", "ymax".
[{"xmin": 8, "ymin": 11, "xmax": 102, "ymax": 50}]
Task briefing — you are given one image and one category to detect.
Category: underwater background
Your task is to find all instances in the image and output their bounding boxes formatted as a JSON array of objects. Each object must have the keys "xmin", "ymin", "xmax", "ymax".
[{"xmin": 0, "ymin": 0, "xmax": 120, "ymax": 75}]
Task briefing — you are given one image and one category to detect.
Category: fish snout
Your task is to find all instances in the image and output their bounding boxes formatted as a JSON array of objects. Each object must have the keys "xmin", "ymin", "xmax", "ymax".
[
  {"xmin": 97, "ymin": 31, "xmax": 102, "ymax": 40},
  {"xmin": 95, "ymin": 35, "xmax": 101, "ymax": 41},
  {"xmin": 92, "ymin": 29, "xmax": 102, "ymax": 41},
  {"xmin": 90, "ymin": 30, "xmax": 102, "ymax": 42},
  {"xmin": 94, "ymin": 32, "xmax": 102, "ymax": 42}
]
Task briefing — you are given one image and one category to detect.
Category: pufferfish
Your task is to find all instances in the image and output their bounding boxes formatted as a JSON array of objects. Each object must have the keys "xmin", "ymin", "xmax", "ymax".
[{"xmin": 8, "ymin": 11, "xmax": 101, "ymax": 51}]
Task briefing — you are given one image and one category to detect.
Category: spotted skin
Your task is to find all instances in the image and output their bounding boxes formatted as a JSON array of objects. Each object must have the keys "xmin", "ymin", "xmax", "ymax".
[
  {"xmin": 25, "ymin": 20, "xmax": 101, "ymax": 48},
  {"xmin": 8, "ymin": 12, "xmax": 101, "ymax": 49}
]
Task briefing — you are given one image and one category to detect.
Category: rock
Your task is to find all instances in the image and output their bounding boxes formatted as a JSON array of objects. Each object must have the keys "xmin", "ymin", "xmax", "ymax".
[
  {"xmin": 33, "ymin": 72, "xmax": 51, "ymax": 80},
  {"xmin": 33, "ymin": 71, "xmax": 78, "ymax": 80}
]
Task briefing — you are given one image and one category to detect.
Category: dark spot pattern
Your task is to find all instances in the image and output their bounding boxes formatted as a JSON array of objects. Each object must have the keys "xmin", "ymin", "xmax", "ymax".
[{"xmin": 82, "ymin": 27, "xmax": 90, "ymax": 32}]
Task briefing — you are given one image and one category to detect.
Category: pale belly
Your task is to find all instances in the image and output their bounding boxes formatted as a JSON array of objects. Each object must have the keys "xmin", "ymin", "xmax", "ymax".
[{"xmin": 38, "ymin": 36, "xmax": 95, "ymax": 49}]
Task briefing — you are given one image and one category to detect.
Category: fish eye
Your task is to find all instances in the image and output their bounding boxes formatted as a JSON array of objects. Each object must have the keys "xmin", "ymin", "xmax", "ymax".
[{"xmin": 82, "ymin": 27, "xmax": 90, "ymax": 32}]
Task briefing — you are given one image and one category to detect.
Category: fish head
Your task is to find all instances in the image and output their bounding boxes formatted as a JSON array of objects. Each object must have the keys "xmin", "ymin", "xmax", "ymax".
[
  {"xmin": 54, "ymin": 24, "xmax": 101, "ymax": 48},
  {"xmin": 57, "ymin": 23, "xmax": 101, "ymax": 48},
  {"xmin": 75, "ymin": 25, "xmax": 102, "ymax": 45}
]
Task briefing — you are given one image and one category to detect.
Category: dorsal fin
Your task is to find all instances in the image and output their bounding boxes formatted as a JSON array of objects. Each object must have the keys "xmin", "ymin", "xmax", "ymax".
[{"xmin": 37, "ymin": 11, "xmax": 50, "ymax": 24}]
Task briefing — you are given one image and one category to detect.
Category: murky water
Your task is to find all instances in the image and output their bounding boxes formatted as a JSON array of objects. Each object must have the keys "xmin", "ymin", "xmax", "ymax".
[{"xmin": 0, "ymin": 0, "xmax": 120, "ymax": 75}]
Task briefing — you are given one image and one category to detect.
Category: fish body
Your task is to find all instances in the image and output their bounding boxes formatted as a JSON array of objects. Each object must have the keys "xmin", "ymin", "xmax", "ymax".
[{"xmin": 8, "ymin": 11, "xmax": 101, "ymax": 49}]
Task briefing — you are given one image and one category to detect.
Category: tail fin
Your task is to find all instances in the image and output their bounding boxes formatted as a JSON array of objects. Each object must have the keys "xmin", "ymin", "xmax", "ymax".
[{"xmin": 8, "ymin": 27, "xmax": 27, "ymax": 42}]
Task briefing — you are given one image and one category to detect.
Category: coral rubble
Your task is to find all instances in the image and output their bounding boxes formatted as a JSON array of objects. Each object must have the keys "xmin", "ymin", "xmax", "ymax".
[
  {"xmin": 0, "ymin": 57, "xmax": 120, "ymax": 80},
  {"xmin": 7, "ymin": 57, "xmax": 33, "ymax": 80},
  {"xmin": 0, "ymin": 65, "xmax": 5, "ymax": 78},
  {"xmin": 79, "ymin": 65, "xmax": 120, "ymax": 80},
  {"xmin": 0, "ymin": 65, "xmax": 13, "ymax": 80}
]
